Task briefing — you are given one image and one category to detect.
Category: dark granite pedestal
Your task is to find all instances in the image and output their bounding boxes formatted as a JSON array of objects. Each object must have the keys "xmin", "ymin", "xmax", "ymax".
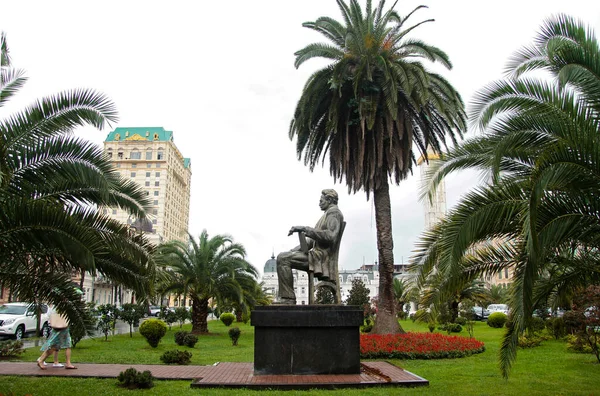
[{"xmin": 251, "ymin": 305, "xmax": 363, "ymax": 375}]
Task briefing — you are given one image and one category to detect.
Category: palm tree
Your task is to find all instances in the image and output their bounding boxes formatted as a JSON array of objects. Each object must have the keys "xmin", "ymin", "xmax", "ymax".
[
  {"xmin": 289, "ymin": 0, "xmax": 466, "ymax": 333},
  {"xmin": 154, "ymin": 231, "xmax": 259, "ymax": 334},
  {"xmin": 411, "ymin": 15, "xmax": 600, "ymax": 377},
  {"xmin": 0, "ymin": 32, "xmax": 154, "ymax": 328},
  {"xmin": 392, "ymin": 278, "xmax": 412, "ymax": 317}
]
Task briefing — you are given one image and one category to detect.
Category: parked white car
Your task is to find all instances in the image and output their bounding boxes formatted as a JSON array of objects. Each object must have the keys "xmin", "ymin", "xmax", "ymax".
[
  {"xmin": 0, "ymin": 302, "xmax": 50, "ymax": 340},
  {"xmin": 487, "ymin": 304, "xmax": 510, "ymax": 315}
]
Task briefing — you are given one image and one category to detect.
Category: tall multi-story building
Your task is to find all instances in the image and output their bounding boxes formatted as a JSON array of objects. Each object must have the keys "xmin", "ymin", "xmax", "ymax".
[
  {"xmin": 417, "ymin": 151, "xmax": 446, "ymax": 230},
  {"xmin": 103, "ymin": 127, "xmax": 192, "ymax": 245},
  {"xmin": 88, "ymin": 127, "xmax": 192, "ymax": 306},
  {"xmin": 417, "ymin": 150, "xmax": 513, "ymax": 289}
]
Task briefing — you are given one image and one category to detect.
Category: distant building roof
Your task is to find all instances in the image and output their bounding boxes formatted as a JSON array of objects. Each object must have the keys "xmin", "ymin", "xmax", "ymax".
[
  {"xmin": 105, "ymin": 127, "xmax": 174, "ymax": 142},
  {"xmin": 183, "ymin": 158, "xmax": 191, "ymax": 168},
  {"xmin": 264, "ymin": 254, "xmax": 277, "ymax": 273}
]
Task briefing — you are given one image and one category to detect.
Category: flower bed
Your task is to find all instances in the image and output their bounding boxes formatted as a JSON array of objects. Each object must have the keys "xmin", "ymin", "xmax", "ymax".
[{"xmin": 360, "ymin": 332, "xmax": 485, "ymax": 359}]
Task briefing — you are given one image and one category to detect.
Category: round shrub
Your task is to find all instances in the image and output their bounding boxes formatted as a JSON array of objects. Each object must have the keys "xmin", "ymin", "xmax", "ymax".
[
  {"xmin": 174, "ymin": 330, "xmax": 189, "ymax": 346},
  {"xmin": 220, "ymin": 312, "xmax": 235, "ymax": 326},
  {"xmin": 184, "ymin": 333, "xmax": 198, "ymax": 348},
  {"xmin": 546, "ymin": 317, "xmax": 566, "ymax": 339},
  {"xmin": 487, "ymin": 312, "xmax": 508, "ymax": 328},
  {"xmin": 139, "ymin": 319, "xmax": 167, "ymax": 348},
  {"xmin": 228, "ymin": 326, "xmax": 241, "ymax": 346},
  {"xmin": 529, "ymin": 316, "xmax": 545, "ymax": 333},
  {"xmin": 455, "ymin": 317, "xmax": 467, "ymax": 326},
  {"xmin": 160, "ymin": 349, "xmax": 192, "ymax": 365},
  {"xmin": 117, "ymin": 368, "xmax": 154, "ymax": 389}
]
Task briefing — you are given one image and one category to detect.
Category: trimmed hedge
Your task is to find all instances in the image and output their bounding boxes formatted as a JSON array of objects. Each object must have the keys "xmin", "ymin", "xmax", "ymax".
[
  {"xmin": 220, "ymin": 313, "xmax": 235, "ymax": 326},
  {"xmin": 487, "ymin": 312, "xmax": 508, "ymax": 328},
  {"xmin": 117, "ymin": 368, "xmax": 154, "ymax": 389},
  {"xmin": 160, "ymin": 349, "xmax": 192, "ymax": 365},
  {"xmin": 139, "ymin": 319, "xmax": 167, "ymax": 348}
]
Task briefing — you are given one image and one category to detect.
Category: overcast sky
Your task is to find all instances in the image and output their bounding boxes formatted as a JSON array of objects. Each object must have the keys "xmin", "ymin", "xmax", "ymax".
[{"xmin": 2, "ymin": 1, "xmax": 599, "ymax": 275}]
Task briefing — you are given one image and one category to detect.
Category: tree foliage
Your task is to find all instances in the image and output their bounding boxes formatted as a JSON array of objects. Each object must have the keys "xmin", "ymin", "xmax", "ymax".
[
  {"xmin": 0, "ymin": 32, "xmax": 155, "ymax": 329},
  {"xmin": 411, "ymin": 15, "xmax": 600, "ymax": 377},
  {"xmin": 154, "ymin": 231, "xmax": 259, "ymax": 334},
  {"xmin": 290, "ymin": 0, "xmax": 466, "ymax": 334},
  {"xmin": 345, "ymin": 278, "xmax": 371, "ymax": 307}
]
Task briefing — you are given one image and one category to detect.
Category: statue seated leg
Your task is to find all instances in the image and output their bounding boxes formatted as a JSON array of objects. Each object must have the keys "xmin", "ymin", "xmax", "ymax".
[{"xmin": 276, "ymin": 250, "xmax": 308, "ymax": 304}]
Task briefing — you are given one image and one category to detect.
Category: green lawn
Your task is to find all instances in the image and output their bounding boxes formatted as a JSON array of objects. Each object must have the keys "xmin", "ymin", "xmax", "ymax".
[{"xmin": 1, "ymin": 319, "xmax": 599, "ymax": 395}]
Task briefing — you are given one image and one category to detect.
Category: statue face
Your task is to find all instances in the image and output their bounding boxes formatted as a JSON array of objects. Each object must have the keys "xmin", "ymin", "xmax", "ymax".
[{"xmin": 319, "ymin": 194, "xmax": 331, "ymax": 211}]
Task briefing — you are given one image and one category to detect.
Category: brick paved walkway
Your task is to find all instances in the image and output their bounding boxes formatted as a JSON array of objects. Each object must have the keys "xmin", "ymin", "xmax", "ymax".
[
  {"xmin": 0, "ymin": 361, "xmax": 428, "ymax": 389},
  {"xmin": 0, "ymin": 362, "xmax": 215, "ymax": 379}
]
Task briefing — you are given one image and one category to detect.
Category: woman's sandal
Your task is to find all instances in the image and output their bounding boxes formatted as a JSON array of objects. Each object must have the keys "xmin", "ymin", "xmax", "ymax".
[
  {"xmin": 65, "ymin": 365, "xmax": 77, "ymax": 369},
  {"xmin": 36, "ymin": 360, "xmax": 46, "ymax": 370}
]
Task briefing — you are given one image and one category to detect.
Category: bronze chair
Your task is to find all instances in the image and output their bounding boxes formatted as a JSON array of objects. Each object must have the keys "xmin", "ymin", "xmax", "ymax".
[{"xmin": 298, "ymin": 221, "xmax": 346, "ymax": 304}]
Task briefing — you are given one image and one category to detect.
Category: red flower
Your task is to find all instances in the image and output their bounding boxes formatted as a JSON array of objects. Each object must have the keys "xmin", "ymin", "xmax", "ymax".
[{"xmin": 360, "ymin": 332, "xmax": 485, "ymax": 359}]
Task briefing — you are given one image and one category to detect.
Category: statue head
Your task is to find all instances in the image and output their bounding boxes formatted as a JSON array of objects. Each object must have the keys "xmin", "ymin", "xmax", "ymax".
[{"xmin": 320, "ymin": 189, "xmax": 338, "ymax": 210}]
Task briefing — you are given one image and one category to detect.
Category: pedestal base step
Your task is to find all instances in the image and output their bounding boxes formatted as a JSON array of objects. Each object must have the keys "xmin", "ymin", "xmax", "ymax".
[{"xmin": 190, "ymin": 362, "xmax": 429, "ymax": 390}]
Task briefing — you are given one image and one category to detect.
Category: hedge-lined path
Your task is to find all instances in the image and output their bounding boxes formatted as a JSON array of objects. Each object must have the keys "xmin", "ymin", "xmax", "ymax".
[{"xmin": 0, "ymin": 361, "xmax": 429, "ymax": 389}]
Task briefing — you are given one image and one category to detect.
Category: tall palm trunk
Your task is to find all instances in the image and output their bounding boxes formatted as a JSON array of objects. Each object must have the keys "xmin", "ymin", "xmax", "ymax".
[
  {"xmin": 191, "ymin": 295, "xmax": 209, "ymax": 334},
  {"xmin": 372, "ymin": 177, "xmax": 403, "ymax": 334}
]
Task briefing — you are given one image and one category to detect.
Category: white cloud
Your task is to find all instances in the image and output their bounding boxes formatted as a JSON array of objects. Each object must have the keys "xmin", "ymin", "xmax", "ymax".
[{"xmin": 2, "ymin": 0, "xmax": 599, "ymax": 275}]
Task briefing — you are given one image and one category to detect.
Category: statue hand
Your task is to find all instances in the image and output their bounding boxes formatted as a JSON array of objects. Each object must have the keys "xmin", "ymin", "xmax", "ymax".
[{"xmin": 288, "ymin": 226, "xmax": 305, "ymax": 236}]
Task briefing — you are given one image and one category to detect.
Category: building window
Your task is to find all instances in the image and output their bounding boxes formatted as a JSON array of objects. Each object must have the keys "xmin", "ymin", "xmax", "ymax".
[
  {"xmin": 156, "ymin": 164, "xmax": 161, "ymax": 168},
  {"xmin": 112, "ymin": 209, "xmax": 117, "ymax": 215},
  {"xmin": 499, "ymin": 271, "xmax": 502, "ymax": 280},
  {"xmin": 130, "ymin": 172, "xmax": 136, "ymax": 178},
  {"xmin": 504, "ymin": 269, "xmax": 509, "ymax": 278},
  {"xmin": 116, "ymin": 163, "xmax": 121, "ymax": 168},
  {"xmin": 155, "ymin": 172, "xmax": 160, "ymax": 177},
  {"xmin": 130, "ymin": 152, "xmax": 141, "ymax": 160},
  {"xmin": 132, "ymin": 163, "xmax": 137, "ymax": 168},
  {"xmin": 146, "ymin": 151, "xmax": 152, "ymax": 160},
  {"xmin": 145, "ymin": 172, "xmax": 150, "ymax": 177},
  {"xmin": 153, "ymin": 191, "xmax": 159, "ymax": 196},
  {"xmin": 152, "ymin": 219, "xmax": 157, "ymax": 225},
  {"xmin": 157, "ymin": 151, "xmax": 164, "ymax": 160},
  {"xmin": 153, "ymin": 200, "xmax": 158, "ymax": 205},
  {"xmin": 107, "ymin": 152, "xmax": 113, "ymax": 158},
  {"xmin": 145, "ymin": 181, "xmax": 150, "ymax": 187},
  {"xmin": 147, "ymin": 163, "xmax": 152, "ymax": 168},
  {"xmin": 152, "ymin": 209, "xmax": 158, "ymax": 215},
  {"xmin": 145, "ymin": 191, "xmax": 149, "ymax": 195},
  {"xmin": 117, "ymin": 152, "xmax": 123, "ymax": 159},
  {"xmin": 155, "ymin": 181, "xmax": 160, "ymax": 186}
]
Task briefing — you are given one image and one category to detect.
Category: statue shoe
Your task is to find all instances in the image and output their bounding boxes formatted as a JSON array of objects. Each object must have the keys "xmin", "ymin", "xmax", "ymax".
[{"xmin": 273, "ymin": 298, "xmax": 296, "ymax": 305}]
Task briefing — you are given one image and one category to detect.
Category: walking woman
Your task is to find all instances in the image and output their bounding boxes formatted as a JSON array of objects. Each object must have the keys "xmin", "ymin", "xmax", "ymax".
[{"xmin": 36, "ymin": 311, "xmax": 76, "ymax": 370}]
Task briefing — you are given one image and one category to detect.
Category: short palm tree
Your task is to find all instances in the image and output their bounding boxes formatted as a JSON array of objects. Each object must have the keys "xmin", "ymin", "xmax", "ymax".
[
  {"xmin": 290, "ymin": 0, "xmax": 466, "ymax": 333},
  {"xmin": 154, "ymin": 231, "xmax": 259, "ymax": 334},
  {"xmin": 0, "ymin": 32, "xmax": 154, "ymax": 327},
  {"xmin": 411, "ymin": 15, "xmax": 600, "ymax": 377}
]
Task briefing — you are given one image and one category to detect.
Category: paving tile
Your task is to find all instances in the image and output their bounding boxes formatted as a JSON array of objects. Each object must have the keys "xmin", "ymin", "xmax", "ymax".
[{"xmin": 0, "ymin": 361, "xmax": 428, "ymax": 390}]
